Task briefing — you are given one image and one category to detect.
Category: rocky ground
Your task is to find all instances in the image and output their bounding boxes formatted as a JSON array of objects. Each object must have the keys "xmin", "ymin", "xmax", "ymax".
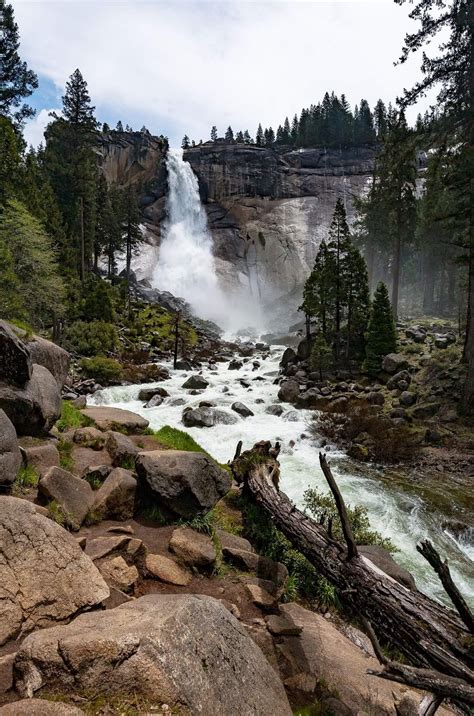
[{"xmin": 0, "ymin": 318, "xmax": 467, "ymax": 715}]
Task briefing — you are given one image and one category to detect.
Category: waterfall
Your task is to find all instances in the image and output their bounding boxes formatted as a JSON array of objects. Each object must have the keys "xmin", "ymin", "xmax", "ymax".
[{"xmin": 152, "ymin": 148, "xmax": 263, "ymax": 334}]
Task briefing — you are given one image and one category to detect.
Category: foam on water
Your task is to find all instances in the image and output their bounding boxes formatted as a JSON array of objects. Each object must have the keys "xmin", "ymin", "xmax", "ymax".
[{"xmin": 91, "ymin": 347, "xmax": 474, "ymax": 607}]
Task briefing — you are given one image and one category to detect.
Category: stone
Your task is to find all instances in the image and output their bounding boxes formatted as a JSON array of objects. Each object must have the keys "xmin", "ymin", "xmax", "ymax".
[
  {"xmin": 278, "ymin": 380, "xmax": 300, "ymax": 403},
  {"xmin": 80, "ymin": 406, "xmax": 149, "ymax": 433},
  {"xmin": 21, "ymin": 440, "xmax": 60, "ymax": 478},
  {"xmin": 175, "ymin": 359, "xmax": 192, "ymax": 370},
  {"xmin": 106, "ymin": 430, "xmax": 139, "ymax": 466},
  {"xmin": 265, "ymin": 614, "xmax": 303, "ymax": 636},
  {"xmin": 265, "ymin": 403, "xmax": 284, "ymax": 416},
  {"xmin": 382, "ymin": 353, "xmax": 409, "ymax": 374},
  {"xmin": 99, "ymin": 556, "xmax": 138, "ymax": 593},
  {"xmin": 0, "ymin": 365, "xmax": 61, "ymax": 436},
  {"xmin": 81, "ymin": 464, "xmax": 113, "ymax": 485},
  {"xmin": 0, "ymin": 652, "xmax": 14, "ymax": 694},
  {"xmin": 169, "ymin": 527, "xmax": 216, "ymax": 569},
  {"xmin": 136, "ymin": 449, "xmax": 230, "ymax": 518},
  {"xmin": 182, "ymin": 406, "xmax": 238, "ymax": 428},
  {"xmin": 399, "ymin": 391, "xmax": 417, "ymax": 407},
  {"xmin": 387, "ymin": 371, "xmax": 411, "ymax": 390},
  {"xmin": 280, "ymin": 347, "xmax": 297, "ymax": 367},
  {"xmin": 296, "ymin": 388, "xmax": 322, "ymax": 408},
  {"xmin": 13, "ymin": 594, "xmax": 291, "ymax": 714},
  {"xmin": 145, "ymin": 394, "xmax": 163, "ymax": 407},
  {"xmin": 182, "ymin": 374, "xmax": 209, "ymax": 389},
  {"xmin": 434, "ymin": 335, "xmax": 449, "ymax": 349},
  {"xmin": 145, "ymin": 553, "xmax": 192, "ymax": 586},
  {"xmin": 296, "ymin": 336, "xmax": 312, "ymax": 360},
  {"xmin": 84, "ymin": 535, "xmax": 131, "ymax": 561},
  {"xmin": 228, "ymin": 359, "xmax": 243, "ymax": 370},
  {"xmin": 245, "ymin": 583, "xmax": 276, "ymax": 609},
  {"xmin": 93, "ymin": 467, "xmax": 137, "ymax": 520},
  {"xmin": 0, "ymin": 320, "xmax": 32, "ymax": 386},
  {"xmin": 359, "ymin": 545, "xmax": 417, "ymax": 590},
  {"xmin": 0, "ymin": 409, "xmax": 21, "ymax": 486},
  {"xmin": 216, "ymin": 529, "xmax": 254, "ymax": 553},
  {"xmin": 72, "ymin": 395, "xmax": 87, "ymax": 409},
  {"xmin": 107, "ymin": 524, "xmax": 134, "ymax": 535},
  {"xmin": 0, "ymin": 496, "xmax": 108, "ymax": 646},
  {"xmin": 231, "ymin": 401, "xmax": 254, "ymax": 417},
  {"xmin": 366, "ymin": 391, "xmax": 384, "ymax": 406},
  {"xmin": 222, "ymin": 547, "xmax": 288, "ymax": 590},
  {"xmin": 138, "ymin": 386, "xmax": 168, "ymax": 401},
  {"xmin": 0, "ymin": 701, "xmax": 84, "ymax": 715},
  {"xmin": 411, "ymin": 401, "xmax": 441, "ymax": 419},
  {"xmin": 72, "ymin": 426, "xmax": 106, "ymax": 449},
  {"xmin": 39, "ymin": 466, "xmax": 95, "ymax": 531},
  {"xmin": 28, "ymin": 335, "xmax": 70, "ymax": 388}
]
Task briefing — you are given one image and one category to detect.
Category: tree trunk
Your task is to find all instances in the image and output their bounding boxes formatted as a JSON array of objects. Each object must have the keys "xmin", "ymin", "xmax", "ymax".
[
  {"xmin": 391, "ymin": 198, "xmax": 402, "ymax": 318},
  {"xmin": 80, "ymin": 196, "xmax": 85, "ymax": 282}
]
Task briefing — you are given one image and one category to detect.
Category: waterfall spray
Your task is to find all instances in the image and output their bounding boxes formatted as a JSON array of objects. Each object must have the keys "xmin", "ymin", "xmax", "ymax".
[{"xmin": 152, "ymin": 148, "xmax": 262, "ymax": 333}]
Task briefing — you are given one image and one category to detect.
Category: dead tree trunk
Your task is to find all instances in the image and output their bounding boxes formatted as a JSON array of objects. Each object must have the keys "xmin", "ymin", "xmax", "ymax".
[{"xmin": 232, "ymin": 442, "xmax": 474, "ymax": 705}]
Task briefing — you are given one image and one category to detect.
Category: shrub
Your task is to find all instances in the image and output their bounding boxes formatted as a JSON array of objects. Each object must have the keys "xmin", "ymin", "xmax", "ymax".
[
  {"xmin": 62, "ymin": 320, "xmax": 118, "ymax": 357},
  {"xmin": 80, "ymin": 356, "xmax": 123, "ymax": 384},
  {"xmin": 56, "ymin": 400, "xmax": 91, "ymax": 433}
]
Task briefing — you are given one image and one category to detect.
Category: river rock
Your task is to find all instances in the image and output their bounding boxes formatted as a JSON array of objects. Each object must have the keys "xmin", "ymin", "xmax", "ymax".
[
  {"xmin": 138, "ymin": 386, "xmax": 168, "ymax": 401},
  {"xmin": 0, "ymin": 364, "xmax": 61, "ymax": 436},
  {"xmin": 228, "ymin": 359, "xmax": 243, "ymax": 370},
  {"xmin": 38, "ymin": 466, "xmax": 96, "ymax": 530},
  {"xmin": 280, "ymin": 347, "xmax": 297, "ymax": 368},
  {"xmin": 265, "ymin": 403, "xmax": 284, "ymax": 416},
  {"xmin": 0, "ymin": 320, "xmax": 32, "ymax": 386},
  {"xmin": 136, "ymin": 449, "xmax": 231, "ymax": 518},
  {"xmin": 182, "ymin": 406, "xmax": 238, "ymax": 428},
  {"xmin": 387, "ymin": 370, "xmax": 411, "ymax": 390},
  {"xmin": 231, "ymin": 401, "xmax": 254, "ymax": 418},
  {"xmin": 399, "ymin": 391, "xmax": 417, "ymax": 407},
  {"xmin": 359, "ymin": 545, "xmax": 416, "ymax": 590},
  {"xmin": 0, "ymin": 496, "xmax": 109, "ymax": 646},
  {"xmin": 93, "ymin": 467, "xmax": 137, "ymax": 521},
  {"xmin": 145, "ymin": 394, "xmax": 163, "ymax": 408},
  {"xmin": 0, "ymin": 409, "xmax": 21, "ymax": 486},
  {"xmin": 278, "ymin": 379, "xmax": 300, "ymax": 403},
  {"xmin": 81, "ymin": 406, "xmax": 149, "ymax": 433},
  {"xmin": 182, "ymin": 374, "xmax": 209, "ymax": 389},
  {"xmin": 13, "ymin": 594, "xmax": 291, "ymax": 714},
  {"xmin": 382, "ymin": 353, "xmax": 409, "ymax": 374},
  {"xmin": 411, "ymin": 401, "xmax": 441, "ymax": 419},
  {"xmin": 169, "ymin": 527, "xmax": 216, "ymax": 568}
]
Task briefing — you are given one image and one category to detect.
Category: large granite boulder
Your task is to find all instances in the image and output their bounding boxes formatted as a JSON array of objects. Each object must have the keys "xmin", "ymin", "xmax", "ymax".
[
  {"xmin": 182, "ymin": 406, "xmax": 238, "ymax": 428},
  {"xmin": 136, "ymin": 450, "xmax": 231, "ymax": 517},
  {"xmin": 0, "ymin": 321, "xmax": 32, "ymax": 386},
  {"xmin": 38, "ymin": 467, "xmax": 95, "ymax": 530},
  {"xmin": 0, "ymin": 496, "xmax": 109, "ymax": 646},
  {"xmin": 0, "ymin": 364, "xmax": 61, "ymax": 436},
  {"xmin": 0, "ymin": 409, "xmax": 21, "ymax": 486},
  {"xmin": 169, "ymin": 527, "xmax": 216, "ymax": 569},
  {"xmin": 92, "ymin": 467, "xmax": 137, "ymax": 521},
  {"xmin": 278, "ymin": 379, "xmax": 300, "ymax": 403},
  {"xmin": 81, "ymin": 406, "xmax": 149, "ymax": 433},
  {"xmin": 182, "ymin": 374, "xmax": 209, "ymax": 389},
  {"xmin": 382, "ymin": 353, "xmax": 409, "ymax": 374},
  {"xmin": 28, "ymin": 336, "xmax": 70, "ymax": 388},
  {"xmin": 13, "ymin": 594, "xmax": 291, "ymax": 715}
]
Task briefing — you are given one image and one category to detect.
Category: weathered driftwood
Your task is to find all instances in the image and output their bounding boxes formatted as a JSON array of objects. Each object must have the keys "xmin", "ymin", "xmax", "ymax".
[{"xmin": 231, "ymin": 441, "xmax": 474, "ymax": 708}]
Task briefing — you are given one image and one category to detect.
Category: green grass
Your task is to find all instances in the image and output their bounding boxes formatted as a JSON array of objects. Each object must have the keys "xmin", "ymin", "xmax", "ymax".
[
  {"xmin": 56, "ymin": 400, "xmax": 91, "ymax": 433},
  {"xmin": 152, "ymin": 425, "xmax": 231, "ymax": 473},
  {"xmin": 13, "ymin": 465, "xmax": 39, "ymax": 493},
  {"xmin": 58, "ymin": 438, "xmax": 74, "ymax": 471},
  {"xmin": 47, "ymin": 500, "xmax": 67, "ymax": 527},
  {"xmin": 140, "ymin": 503, "xmax": 167, "ymax": 525}
]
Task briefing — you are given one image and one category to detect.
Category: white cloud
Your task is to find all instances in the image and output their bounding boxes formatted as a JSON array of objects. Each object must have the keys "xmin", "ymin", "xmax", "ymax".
[
  {"xmin": 15, "ymin": 1, "xmax": 434, "ymax": 146},
  {"xmin": 23, "ymin": 107, "xmax": 60, "ymax": 148}
]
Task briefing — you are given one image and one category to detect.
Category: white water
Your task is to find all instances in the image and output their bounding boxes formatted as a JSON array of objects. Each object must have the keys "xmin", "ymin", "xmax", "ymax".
[
  {"xmin": 152, "ymin": 148, "xmax": 263, "ymax": 333},
  {"xmin": 91, "ymin": 347, "xmax": 474, "ymax": 608}
]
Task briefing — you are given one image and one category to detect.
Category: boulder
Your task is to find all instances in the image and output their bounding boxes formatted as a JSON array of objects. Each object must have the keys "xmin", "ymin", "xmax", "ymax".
[
  {"xmin": 296, "ymin": 388, "xmax": 322, "ymax": 408},
  {"xmin": 216, "ymin": 529, "xmax": 254, "ymax": 553},
  {"xmin": 231, "ymin": 401, "xmax": 254, "ymax": 418},
  {"xmin": 280, "ymin": 347, "xmax": 297, "ymax": 368},
  {"xmin": 175, "ymin": 359, "xmax": 192, "ymax": 370},
  {"xmin": 265, "ymin": 614, "xmax": 303, "ymax": 636},
  {"xmin": 80, "ymin": 406, "xmax": 149, "ymax": 433},
  {"xmin": 278, "ymin": 380, "xmax": 300, "ymax": 403},
  {"xmin": 145, "ymin": 553, "xmax": 192, "ymax": 586},
  {"xmin": 136, "ymin": 450, "xmax": 230, "ymax": 518},
  {"xmin": 20, "ymin": 440, "xmax": 60, "ymax": 478},
  {"xmin": 39, "ymin": 466, "xmax": 95, "ymax": 530},
  {"xmin": 0, "ymin": 701, "xmax": 84, "ymax": 715},
  {"xmin": 93, "ymin": 468, "xmax": 137, "ymax": 521},
  {"xmin": 28, "ymin": 335, "xmax": 70, "ymax": 388},
  {"xmin": 84, "ymin": 535, "xmax": 131, "ymax": 562},
  {"xmin": 182, "ymin": 406, "xmax": 238, "ymax": 428},
  {"xmin": 387, "ymin": 370, "xmax": 411, "ymax": 390},
  {"xmin": 411, "ymin": 401, "xmax": 441, "ymax": 419},
  {"xmin": 0, "ymin": 409, "xmax": 21, "ymax": 486},
  {"xmin": 265, "ymin": 404, "xmax": 284, "ymax": 416},
  {"xmin": 359, "ymin": 545, "xmax": 417, "ymax": 590},
  {"xmin": 99, "ymin": 556, "xmax": 138, "ymax": 593},
  {"xmin": 0, "ymin": 320, "xmax": 32, "ymax": 386},
  {"xmin": 82, "ymin": 464, "xmax": 113, "ymax": 486},
  {"xmin": 72, "ymin": 426, "xmax": 107, "ymax": 449},
  {"xmin": 296, "ymin": 336, "xmax": 312, "ymax": 360},
  {"xmin": 145, "ymin": 394, "xmax": 163, "ymax": 408},
  {"xmin": 182, "ymin": 374, "xmax": 209, "ymax": 389},
  {"xmin": 366, "ymin": 391, "xmax": 384, "ymax": 406},
  {"xmin": 399, "ymin": 391, "xmax": 417, "ymax": 407},
  {"xmin": 138, "ymin": 386, "xmax": 168, "ymax": 401},
  {"xmin": 245, "ymin": 583, "xmax": 276, "ymax": 609},
  {"xmin": 106, "ymin": 431, "xmax": 139, "ymax": 467},
  {"xmin": 382, "ymin": 353, "xmax": 409, "ymax": 374},
  {"xmin": 13, "ymin": 594, "xmax": 291, "ymax": 715},
  {"xmin": 0, "ymin": 496, "xmax": 108, "ymax": 646},
  {"xmin": 0, "ymin": 365, "xmax": 61, "ymax": 436},
  {"xmin": 228, "ymin": 359, "xmax": 243, "ymax": 370},
  {"xmin": 169, "ymin": 527, "xmax": 216, "ymax": 569},
  {"xmin": 222, "ymin": 547, "xmax": 288, "ymax": 592}
]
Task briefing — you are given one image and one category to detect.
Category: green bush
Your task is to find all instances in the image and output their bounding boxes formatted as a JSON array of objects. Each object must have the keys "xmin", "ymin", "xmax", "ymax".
[
  {"xmin": 56, "ymin": 400, "xmax": 91, "ymax": 433},
  {"xmin": 62, "ymin": 320, "xmax": 119, "ymax": 356},
  {"xmin": 80, "ymin": 356, "xmax": 123, "ymax": 384}
]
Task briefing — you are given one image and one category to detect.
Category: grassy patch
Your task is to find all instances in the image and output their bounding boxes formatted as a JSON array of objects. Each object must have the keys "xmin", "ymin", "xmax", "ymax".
[
  {"xmin": 140, "ymin": 503, "xmax": 168, "ymax": 525},
  {"xmin": 152, "ymin": 425, "xmax": 231, "ymax": 473},
  {"xmin": 56, "ymin": 400, "xmax": 91, "ymax": 433},
  {"xmin": 58, "ymin": 438, "xmax": 74, "ymax": 472},
  {"xmin": 14, "ymin": 465, "xmax": 39, "ymax": 490},
  {"xmin": 47, "ymin": 500, "xmax": 67, "ymax": 527},
  {"xmin": 42, "ymin": 691, "xmax": 187, "ymax": 716},
  {"xmin": 80, "ymin": 356, "xmax": 123, "ymax": 385}
]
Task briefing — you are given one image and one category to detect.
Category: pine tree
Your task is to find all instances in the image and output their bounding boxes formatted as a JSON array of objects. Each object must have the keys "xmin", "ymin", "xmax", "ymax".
[
  {"xmin": 374, "ymin": 99, "xmax": 387, "ymax": 138},
  {"xmin": 365, "ymin": 282, "xmax": 397, "ymax": 377},
  {"xmin": 0, "ymin": 236, "xmax": 24, "ymax": 320},
  {"xmin": 327, "ymin": 198, "xmax": 353, "ymax": 366},
  {"xmin": 283, "ymin": 116, "xmax": 291, "ymax": 143},
  {"xmin": 290, "ymin": 114, "xmax": 299, "ymax": 143},
  {"xmin": 210, "ymin": 125, "xmax": 218, "ymax": 142},
  {"xmin": 61, "ymin": 70, "xmax": 98, "ymax": 130},
  {"xmin": 225, "ymin": 126, "xmax": 234, "ymax": 142},
  {"xmin": 310, "ymin": 333, "xmax": 332, "ymax": 380},
  {"xmin": 115, "ymin": 120, "xmax": 123, "ymax": 132},
  {"xmin": 256, "ymin": 124, "xmax": 264, "ymax": 146},
  {"xmin": 102, "ymin": 122, "xmax": 110, "ymax": 133},
  {"xmin": 243, "ymin": 130, "xmax": 252, "ymax": 144},
  {"xmin": 181, "ymin": 134, "xmax": 190, "ymax": 149},
  {"xmin": 235, "ymin": 130, "xmax": 244, "ymax": 143},
  {"xmin": 0, "ymin": 2, "xmax": 38, "ymax": 123},
  {"xmin": 0, "ymin": 115, "xmax": 21, "ymax": 203}
]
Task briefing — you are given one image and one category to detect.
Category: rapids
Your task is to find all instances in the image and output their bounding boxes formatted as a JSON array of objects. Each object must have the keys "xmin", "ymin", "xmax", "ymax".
[{"xmin": 91, "ymin": 347, "xmax": 474, "ymax": 609}]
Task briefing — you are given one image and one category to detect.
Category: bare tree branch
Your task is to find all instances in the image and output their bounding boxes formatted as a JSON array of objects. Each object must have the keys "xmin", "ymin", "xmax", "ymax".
[{"xmin": 319, "ymin": 452, "xmax": 358, "ymax": 559}]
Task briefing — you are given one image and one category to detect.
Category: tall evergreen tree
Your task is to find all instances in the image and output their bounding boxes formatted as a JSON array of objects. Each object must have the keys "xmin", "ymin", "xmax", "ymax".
[
  {"xmin": 256, "ymin": 123, "xmax": 264, "ymax": 146},
  {"xmin": 120, "ymin": 185, "xmax": 142, "ymax": 311},
  {"xmin": 0, "ymin": 1, "xmax": 38, "ymax": 123},
  {"xmin": 181, "ymin": 134, "xmax": 190, "ymax": 149},
  {"xmin": 210, "ymin": 125, "xmax": 218, "ymax": 142},
  {"xmin": 225, "ymin": 126, "xmax": 234, "ymax": 142},
  {"xmin": 364, "ymin": 282, "xmax": 397, "ymax": 377}
]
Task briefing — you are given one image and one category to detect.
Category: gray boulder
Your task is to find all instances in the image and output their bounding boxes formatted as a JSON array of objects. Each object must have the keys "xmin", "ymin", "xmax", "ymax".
[
  {"xmin": 20, "ymin": 440, "xmax": 60, "ymax": 478},
  {"xmin": 0, "ymin": 320, "xmax": 32, "ymax": 386},
  {"xmin": 39, "ymin": 466, "xmax": 95, "ymax": 530},
  {"xmin": 136, "ymin": 449, "xmax": 231, "ymax": 518},
  {"xmin": 222, "ymin": 547, "xmax": 288, "ymax": 593},
  {"xmin": 169, "ymin": 527, "xmax": 216, "ymax": 569},
  {"xmin": 28, "ymin": 336, "xmax": 70, "ymax": 388},
  {"xmin": 0, "ymin": 496, "xmax": 108, "ymax": 646},
  {"xmin": 138, "ymin": 386, "xmax": 168, "ymax": 401},
  {"xmin": 296, "ymin": 387, "xmax": 322, "ymax": 409},
  {"xmin": 382, "ymin": 353, "xmax": 409, "ymax": 374},
  {"xmin": 182, "ymin": 374, "xmax": 209, "ymax": 389},
  {"xmin": 0, "ymin": 364, "xmax": 61, "ymax": 436},
  {"xmin": 106, "ymin": 431, "xmax": 139, "ymax": 467},
  {"xmin": 280, "ymin": 347, "xmax": 297, "ymax": 368},
  {"xmin": 411, "ymin": 401, "xmax": 441, "ymax": 419},
  {"xmin": 0, "ymin": 409, "xmax": 21, "ymax": 486},
  {"xmin": 93, "ymin": 468, "xmax": 137, "ymax": 521},
  {"xmin": 399, "ymin": 391, "xmax": 417, "ymax": 407},
  {"xmin": 145, "ymin": 394, "xmax": 163, "ymax": 408},
  {"xmin": 228, "ymin": 359, "xmax": 243, "ymax": 370},
  {"xmin": 182, "ymin": 407, "xmax": 238, "ymax": 428},
  {"xmin": 13, "ymin": 594, "xmax": 292, "ymax": 715},
  {"xmin": 387, "ymin": 370, "xmax": 411, "ymax": 390},
  {"xmin": 265, "ymin": 404, "xmax": 284, "ymax": 416},
  {"xmin": 81, "ymin": 407, "xmax": 149, "ymax": 434},
  {"xmin": 231, "ymin": 401, "xmax": 254, "ymax": 418},
  {"xmin": 359, "ymin": 545, "xmax": 417, "ymax": 591},
  {"xmin": 278, "ymin": 379, "xmax": 300, "ymax": 403}
]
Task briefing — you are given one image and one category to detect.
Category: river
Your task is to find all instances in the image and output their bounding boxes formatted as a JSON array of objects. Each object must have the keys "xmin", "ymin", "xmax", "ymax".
[{"xmin": 91, "ymin": 346, "xmax": 474, "ymax": 608}]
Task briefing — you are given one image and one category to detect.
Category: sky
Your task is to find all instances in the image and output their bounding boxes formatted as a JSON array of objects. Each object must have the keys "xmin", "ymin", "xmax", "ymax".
[{"xmin": 14, "ymin": 0, "xmax": 436, "ymax": 148}]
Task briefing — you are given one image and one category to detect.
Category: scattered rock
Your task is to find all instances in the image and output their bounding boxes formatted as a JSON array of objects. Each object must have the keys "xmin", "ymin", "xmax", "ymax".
[
  {"xmin": 82, "ymin": 464, "xmax": 113, "ymax": 485},
  {"xmin": 265, "ymin": 614, "xmax": 303, "ymax": 636},
  {"xmin": 84, "ymin": 535, "xmax": 131, "ymax": 561},
  {"xmin": 0, "ymin": 409, "xmax": 21, "ymax": 486},
  {"xmin": 216, "ymin": 529, "xmax": 254, "ymax": 553},
  {"xmin": 182, "ymin": 406, "xmax": 238, "ymax": 428},
  {"xmin": 366, "ymin": 391, "xmax": 384, "ymax": 406},
  {"xmin": 228, "ymin": 359, "xmax": 243, "ymax": 370},
  {"xmin": 21, "ymin": 440, "xmax": 60, "ymax": 478},
  {"xmin": 39, "ymin": 466, "xmax": 95, "ymax": 530},
  {"xmin": 0, "ymin": 496, "xmax": 108, "ymax": 646},
  {"xmin": 99, "ymin": 555, "xmax": 138, "ymax": 593},
  {"xmin": 145, "ymin": 553, "xmax": 192, "ymax": 586},
  {"xmin": 145, "ymin": 394, "xmax": 163, "ymax": 408},
  {"xmin": 81, "ymin": 407, "xmax": 149, "ymax": 434},
  {"xmin": 222, "ymin": 547, "xmax": 288, "ymax": 591},
  {"xmin": 107, "ymin": 524, "xmax": 134, "ymax": 535},
  {"xmin": 399, "ymin": 391, "xmax": 417, "ymax": 407},
  {"xmin": 265, "ymin": 404, "xmax": 284, "ymax": 416},
  {"xmin": 182, "ymin": 374, "xmax": 209, "ymax": 389},
  {"xmin": 278, "ymin": 380, "xmax": 300, "ymax": 403},
  {"xmin": 93, "ymin": 467, "xmax": 137, "ymax": 520},
  {"xmin": 136, "ymin": 449, "xmax": 230, "ymax": 518},
  {"xmin": 382, "ymin": 353, "xmax": 409, "ymax": 374},
  {"xmin": 73, "ymin": 426, "xmax": 106, "ymax": 449},
  {"xmin": 245, "ymin": 583, "xmax": 276, "ymax": 609},
  {"xmin": 138, "ymin": 386, "xmax": 168, "ymax": 401},
  {"xmin": 13, "ymin": 594, "xmax": 291, "ymax": 714},
  {"xmin": 231, "ymin": 401, "xmax": 254, "ymax": 418},
  {"xmin": 411, "ymin": 401, "xmax": 441, "ymax": 419},
  {"xmin": 169, "ymin": 527, "xmax": 216, "ymax": 569},
  {"xmin": 106, "ymin": 430, "xmax": 139, "ymax": 467}
]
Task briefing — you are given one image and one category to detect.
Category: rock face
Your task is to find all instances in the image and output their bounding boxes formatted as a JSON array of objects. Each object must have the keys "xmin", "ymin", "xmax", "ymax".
[
  {"xmin": 136, "ymin": 450, "xmax": 231, "ymax": 517},
  {"xmin": 0, "ymin": 409, "xmax": 21, "ymax": 486},
  {"xmin": 13, "ymin": 594, "xmax": 292, "ymax": 715},
  {"xmin": 0, "ymin": 321, "xmax": 32, "ymax": 386},
  {"xmin": 0, "ymin": 496, "xmax": 109, "ymax": 646},
  {"xmin": 0, "ymin": 364, "xmax": 61, "ymax": 436},
  {"xmin": 27, "ymin": 336, "xmax": 70, "ymax": 388}
]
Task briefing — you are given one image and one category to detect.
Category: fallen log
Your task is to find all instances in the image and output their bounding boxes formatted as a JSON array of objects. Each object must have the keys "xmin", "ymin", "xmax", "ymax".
[{"xmin": 231, "ymin": 441, "xmax": 474, "ymax": 704}]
